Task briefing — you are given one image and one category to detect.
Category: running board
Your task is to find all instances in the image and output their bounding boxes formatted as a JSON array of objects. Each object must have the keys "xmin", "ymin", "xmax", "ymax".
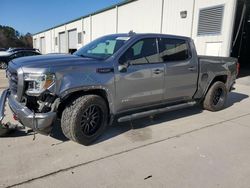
[{"xmin": 117, "ymin": 101, "xmax": 197, "ymax": 123}]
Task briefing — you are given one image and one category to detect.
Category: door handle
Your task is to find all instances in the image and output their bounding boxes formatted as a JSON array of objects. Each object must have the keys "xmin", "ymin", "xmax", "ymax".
[
  {"xmin": 153, "ymin": 69, "xmax": 164, "ymax": 74},
  {"xmin": 188, "ymin": 67, "xmax": 196, "ymax": 71}
]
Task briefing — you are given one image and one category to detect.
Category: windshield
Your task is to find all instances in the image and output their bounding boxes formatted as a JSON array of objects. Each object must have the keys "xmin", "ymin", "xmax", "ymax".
[{"xmin": 74, "ymin": 35, "xmax": 130, "ymax": 60}]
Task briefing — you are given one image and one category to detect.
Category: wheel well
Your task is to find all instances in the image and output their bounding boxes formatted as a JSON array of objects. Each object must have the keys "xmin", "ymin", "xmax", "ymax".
[
  {"xmin": 203, "ymin": 75, "xmax": 228, "ymax": 99},
  {"xmin": 57, "ymin": 89, "xmax": 110, "ymax": 119},
  {"xmin": 210, "ymin": 75, "xmax": 227, "ymax": 85}
]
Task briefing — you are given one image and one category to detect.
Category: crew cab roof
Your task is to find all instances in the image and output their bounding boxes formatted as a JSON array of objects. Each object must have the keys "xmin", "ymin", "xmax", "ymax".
[{"xmin": 104, "ymin": 33, "xmax": 191, "ymax": 41}]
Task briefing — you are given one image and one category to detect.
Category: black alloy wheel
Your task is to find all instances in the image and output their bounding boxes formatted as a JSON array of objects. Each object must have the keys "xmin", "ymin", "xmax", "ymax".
[
  {"xmin": 212, "ymin": 88, "xmax": 224, "ymax": 105},
  {"xmin": 80, "ymin": 105, "xmax": 102, "ymax": 136}
]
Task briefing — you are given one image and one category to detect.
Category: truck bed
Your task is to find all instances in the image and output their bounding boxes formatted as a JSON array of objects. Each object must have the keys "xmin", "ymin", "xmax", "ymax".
[{"xmin": 194, "ymin": 55, "xmax": 238, "ymax": 99}]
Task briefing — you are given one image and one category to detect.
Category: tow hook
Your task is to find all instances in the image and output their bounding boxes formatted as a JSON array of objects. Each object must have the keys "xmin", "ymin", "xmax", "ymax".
[{"xmin": 13, "ymin": 114, "xmax": 19, "ymax": 121}]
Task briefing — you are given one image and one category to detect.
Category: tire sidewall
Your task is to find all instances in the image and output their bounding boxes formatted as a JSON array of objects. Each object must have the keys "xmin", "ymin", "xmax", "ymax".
[
  {"xmin": 204, "ymin": 81, "xmax": 227, "ymax": 111},
  {"xmin": 72, "ymin": 96, "xmax": 108, "ymax": 145}
]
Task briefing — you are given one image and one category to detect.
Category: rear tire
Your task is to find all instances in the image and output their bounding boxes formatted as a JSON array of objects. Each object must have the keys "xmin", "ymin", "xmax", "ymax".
[
  {"xmin": 61, "ymin": 95, "xmax": 108, "ymax": 145},
  {"xmin": 203, "ymin": 81, "xmax": 227, "ymax": 111}
]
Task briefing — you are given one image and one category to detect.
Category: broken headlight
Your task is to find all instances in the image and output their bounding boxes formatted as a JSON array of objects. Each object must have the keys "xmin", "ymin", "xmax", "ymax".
[{"xmin": 24, "ymin": 73, "xmax": 55, "ymax": 96}]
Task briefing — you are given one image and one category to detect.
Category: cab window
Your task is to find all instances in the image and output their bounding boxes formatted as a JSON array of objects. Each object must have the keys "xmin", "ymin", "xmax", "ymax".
[
  {"xmin": 158, "ymin": 38, "xmax": 190, "ymax": 62},
  {"xmin": 120, "ymin": 38, "xmax": 159, "ymax": 65}
]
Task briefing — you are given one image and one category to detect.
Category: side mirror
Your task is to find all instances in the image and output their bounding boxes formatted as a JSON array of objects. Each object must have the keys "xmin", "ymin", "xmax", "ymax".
[{"xmin": 118, "ymin": 61, "xmax": 130, "ymax": 73}]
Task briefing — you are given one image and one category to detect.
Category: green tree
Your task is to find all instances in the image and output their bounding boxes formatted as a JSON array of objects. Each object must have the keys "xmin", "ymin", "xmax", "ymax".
[{"xmin": 0, "ymin": 25, "xmax": 33, "ymax": 48}]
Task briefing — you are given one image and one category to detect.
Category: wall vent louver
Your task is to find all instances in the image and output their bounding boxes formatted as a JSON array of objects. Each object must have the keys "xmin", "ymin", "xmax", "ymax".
[{"xmin": 198, "ymin": 5, "xmax": 224, "ymax": 36}]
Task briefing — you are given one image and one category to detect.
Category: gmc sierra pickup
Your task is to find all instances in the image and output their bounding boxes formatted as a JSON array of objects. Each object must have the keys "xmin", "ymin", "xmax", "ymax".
[{"xmin": 0, "ymin": 33, "xmax": 238, "ymax": 145}]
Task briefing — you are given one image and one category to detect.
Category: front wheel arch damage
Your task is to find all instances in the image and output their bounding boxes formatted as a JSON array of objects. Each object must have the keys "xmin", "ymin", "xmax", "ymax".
[{"xmin": 57, "ymin": 90, "xmax": 111, "ymax": 121}]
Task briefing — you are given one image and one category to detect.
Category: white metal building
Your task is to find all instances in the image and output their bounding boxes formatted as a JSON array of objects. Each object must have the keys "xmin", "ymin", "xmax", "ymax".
[{"xmin": 33, "ymin": 0, "xmax": 250, "ymax": 70}]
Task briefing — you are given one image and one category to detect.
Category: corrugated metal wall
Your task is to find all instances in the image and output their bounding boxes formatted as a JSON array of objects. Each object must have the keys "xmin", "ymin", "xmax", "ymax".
[
  {"xmin": 33, "ymin": 0, "xmax": 237, "ymax": 56},
  {"xmin": 162, "ymin": 0, "xmax": 194, "ymax": 36}
]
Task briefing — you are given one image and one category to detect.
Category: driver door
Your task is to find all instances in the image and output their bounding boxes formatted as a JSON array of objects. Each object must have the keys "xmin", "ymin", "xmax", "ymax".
[{"xmin": 115, "ymin": 38, "xmax": 165, "ymax": 113}]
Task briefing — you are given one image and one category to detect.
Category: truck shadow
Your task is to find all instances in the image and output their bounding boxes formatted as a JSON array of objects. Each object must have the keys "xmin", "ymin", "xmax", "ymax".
[
  {"xmin": 50, "ymin": 91, "xmax": 249, "ymax": 145},
  {"xmin": 93, "ymin": 91, "xmax": 249, "ymax": 145},
  {"xmin": 49, "ymin": 106, "xmax": 204, "ymax": 143},
  {"xmin": 95, "ymin": 106, "xmax": 203, "ymax": 144},
  {"xmin": 4, "ymin": 92, "xmax": 248, "ymax": 143},
  {"xmin": 225, "ymin": 91, "xmax": 249, "ymax": 108}
]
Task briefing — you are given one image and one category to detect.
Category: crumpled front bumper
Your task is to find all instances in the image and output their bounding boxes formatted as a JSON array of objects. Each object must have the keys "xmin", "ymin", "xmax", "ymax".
[{"xmin": 0, "ymin": 89, "xmax": 56, "ymax": 134}]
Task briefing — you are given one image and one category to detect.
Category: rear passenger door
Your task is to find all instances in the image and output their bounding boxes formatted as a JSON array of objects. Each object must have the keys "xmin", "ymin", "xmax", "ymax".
[
  {"xmin": 115, "ymin": 38, "xmax": 165, "ymax": 112},
  {"xmin": 158, "ymin": 38, "xmax": 198, "ymax": 101}
]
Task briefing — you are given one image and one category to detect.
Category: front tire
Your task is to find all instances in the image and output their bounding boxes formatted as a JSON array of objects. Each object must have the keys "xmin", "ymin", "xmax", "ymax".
[
  {"xmin": 61, "ymin": 95, "xmax": 108, "ymax": 145},
  {"xmin": 203, "ymin": 81, "xmax": 227, "ymax": 111}
]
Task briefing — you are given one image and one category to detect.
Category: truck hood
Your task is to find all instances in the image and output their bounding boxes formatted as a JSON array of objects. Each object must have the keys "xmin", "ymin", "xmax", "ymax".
[{"xmin": 10, "ymin": 54, "xmax": 98, "ymax": 69}]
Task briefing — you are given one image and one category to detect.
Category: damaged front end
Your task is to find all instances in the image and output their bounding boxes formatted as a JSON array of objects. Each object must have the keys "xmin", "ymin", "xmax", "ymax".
[
  {"xmin": 8, "ymin": 93, "xmax": 59, "ymax": 134},
  {"xmin": 4, "ymin": 69, "xmax": 60, "ymax": 135}
]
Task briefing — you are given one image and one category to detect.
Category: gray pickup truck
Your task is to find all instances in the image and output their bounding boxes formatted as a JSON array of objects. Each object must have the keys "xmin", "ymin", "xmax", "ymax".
[{"xmin": 0, "ymin": 33, "xmax": 238, "ymax": 145}]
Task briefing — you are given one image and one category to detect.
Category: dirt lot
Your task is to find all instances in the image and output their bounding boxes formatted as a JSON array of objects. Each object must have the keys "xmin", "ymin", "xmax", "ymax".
[{"xmin": 0, "ymin": 70, "xmax": 250, "ymax": 188}]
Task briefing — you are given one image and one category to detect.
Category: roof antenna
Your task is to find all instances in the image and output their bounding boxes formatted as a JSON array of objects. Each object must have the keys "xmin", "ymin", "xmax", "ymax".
[{"xmin": 128, "ymin": 30, "xmax": 136, "ymax": 36}]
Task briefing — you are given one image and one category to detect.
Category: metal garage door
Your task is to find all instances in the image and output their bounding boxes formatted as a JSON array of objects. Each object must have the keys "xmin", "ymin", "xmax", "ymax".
[
  {"xmin": 68, "ymin": 29, "xmax": 77, "ymax": 53},
  {"xmin": 40, "ymin": 37, "xmax": 45, "ymax": 54},
  {"xmin": 59, "ymin": 32, "xmax": 66, "ymax": 53}
]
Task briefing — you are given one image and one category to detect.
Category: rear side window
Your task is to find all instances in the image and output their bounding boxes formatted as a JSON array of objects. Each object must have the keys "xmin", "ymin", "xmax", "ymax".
[
  {"xmin": 120, "ymin": 38, "xmax": 158, "ymax": 65},
  {"xmin": 159, "ymin": 38, "xmax": 190, "ymax": 61}
]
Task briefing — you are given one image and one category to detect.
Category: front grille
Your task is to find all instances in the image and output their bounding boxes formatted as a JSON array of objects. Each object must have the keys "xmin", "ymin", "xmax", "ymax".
[{"xmin": 7, "ymin": 69, "xmax": 18, "ymax": 95}]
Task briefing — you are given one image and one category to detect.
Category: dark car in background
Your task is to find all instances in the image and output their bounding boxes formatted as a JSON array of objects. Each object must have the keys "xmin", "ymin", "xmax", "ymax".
[
  {"xmin": 6, "ymin": 48, "xmax": 40, "ymax": 53},
  {"xmin": 0, "ymin": 49, "xmax": 41, "ymax": 69}
]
